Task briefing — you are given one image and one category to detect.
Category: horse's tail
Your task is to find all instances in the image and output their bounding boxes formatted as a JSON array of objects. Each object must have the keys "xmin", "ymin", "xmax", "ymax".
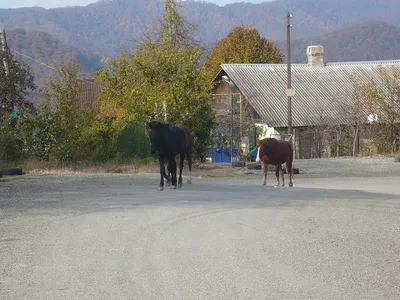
[
  {"xmin": 285, "ymin": 141, "xmax": 294, "ymax": 178},
  {"xmin": 287, "ymin": 140, "xmax": 294, "ymax": 157},
  {"xmin": 186, "ymin": 129, "xmax": 205, "ymax": 163},
  {"xmin": 181, "ymin": 126, "xmax": 194, "ymax": 171}
]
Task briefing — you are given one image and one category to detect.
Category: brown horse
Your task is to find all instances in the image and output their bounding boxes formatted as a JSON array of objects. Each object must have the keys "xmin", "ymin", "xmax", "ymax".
[{"xmin": 256, "ymin": 138, "xmax": 294, "ymax": 187}]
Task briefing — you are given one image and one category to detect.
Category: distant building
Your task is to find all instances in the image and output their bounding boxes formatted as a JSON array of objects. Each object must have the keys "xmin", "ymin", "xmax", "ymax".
[
  {"xmin": 212, "ymin": 45, "xmax": 400, "ymax": 159},
  {"xmin": 77, "ymin": 78, "xmax": 103, "ymax": 110}
]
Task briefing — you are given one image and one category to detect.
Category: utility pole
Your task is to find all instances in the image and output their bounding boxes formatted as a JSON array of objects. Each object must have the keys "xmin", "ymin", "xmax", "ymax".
[
  {"xmin": 286, "ymin": 12, "xmax": 293, "ymax": 138},
  {"xmin": 0, "ymin": 29, "xmax": 9, "ymax": 76},
  {"xmin": 0, "ymin": 28, "xmax": 16, "ymax": 129},
  {"xmin": 1, "ymin": 29, "xmax": 10, "ymax": 122},
  {"xmin": 230, "ymin": 93, "xmax": 234, "ymax": 165}
]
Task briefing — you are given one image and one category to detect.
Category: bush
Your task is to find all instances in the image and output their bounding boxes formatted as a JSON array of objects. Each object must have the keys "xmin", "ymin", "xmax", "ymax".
[
  {"xmin": 116, "ymin": 122, "xmax": 150, "ymax": 159},
  {"xmin": 0, "ymin": 130, "xmax": 26, "ymax": 163}
]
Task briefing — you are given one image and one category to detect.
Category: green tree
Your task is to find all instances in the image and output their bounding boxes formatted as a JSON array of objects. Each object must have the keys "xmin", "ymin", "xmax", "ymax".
[
  {"xmin": 0, "ymin": 50, "xmax": 36, "ymax": 126},
  {"xmin": 204, "ymin": 25, "xmax": 283, "ymax": 80},
  {"xmin": 23, "ymin": 57, "xmax": 97, "ymax": 162},
  {"xmin": 95, "ymin": 0, "xmax": 215, "ymax": 161},
  {"xmin": 158, "ymin": 0, "xmax": 198, "ymax": 48}
]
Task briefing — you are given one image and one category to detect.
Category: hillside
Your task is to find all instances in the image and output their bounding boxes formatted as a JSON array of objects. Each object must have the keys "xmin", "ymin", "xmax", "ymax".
[
  {"xmin": 1, "ymin": 0, "xmax": 400, "ymax": 58},
  {"xmin": 5, "ymin": 28, "xmax": 104, "ymax": 87},
  {"xmin": 277, "ymin": 21, "xmax": 400, "ymax": 63}
]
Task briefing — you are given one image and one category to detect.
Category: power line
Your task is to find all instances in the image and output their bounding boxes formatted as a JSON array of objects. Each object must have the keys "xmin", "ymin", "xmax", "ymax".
[
  {"xmin": 11, "ymin": 48, "xmax": 56, "ymax": 70},
  {"xmin": 10, "ymin": 47, "xmax": 104, "ymax": 87}
]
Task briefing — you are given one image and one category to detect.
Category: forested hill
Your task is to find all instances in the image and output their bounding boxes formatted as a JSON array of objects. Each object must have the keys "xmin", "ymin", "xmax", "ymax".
[
  {"xmin": 5, "ymin": 29, "xmax": 104, "ymax": 87},
  {"xmin": 276, "ymin": 20, "xmax": 400, "ymax": 63},
  {"xmin": 2, "ymin": 0, "xmax": 400, "ymax": 86},
  {"xmin": 1, "ymin": 0, "xmax": 400, "ymax": 58}
]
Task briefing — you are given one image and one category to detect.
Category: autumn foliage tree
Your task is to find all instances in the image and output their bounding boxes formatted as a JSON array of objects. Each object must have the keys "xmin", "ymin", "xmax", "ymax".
[{"xmin": 204, "ymin": 25, "xmax": 283, "ymax": 80}]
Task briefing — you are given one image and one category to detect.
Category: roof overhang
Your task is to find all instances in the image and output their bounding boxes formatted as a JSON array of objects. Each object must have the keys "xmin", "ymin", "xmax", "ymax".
[{"xmin": 211, "ymin": 67, "xmax": 229, "ymax": 85}]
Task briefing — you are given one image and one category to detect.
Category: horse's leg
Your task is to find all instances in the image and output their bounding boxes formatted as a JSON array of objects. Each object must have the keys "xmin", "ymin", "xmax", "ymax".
[
  {"xmin": 169, "ymin": 159, "xmax": 177, "ymax": 189},
  {"xmin": 286, "ymin": 142, "xmax": 294, "ymax": 187},
  {"xmin": 279, "ymin": 164, "xmax": 285, "ymax": 187},
  {"xmin": 275, "ymin": 165, "xmax": 280, "ymax": 186},
  {"xmin": 178, "ymin": 151, "xmax": 184, "ymax": 188},
  {"xmin": 165, "ymin": 173, "xmax": 171, "ymax": 186},
  {"xmin": 186, "ymin": 147, "xmax": 193, "ymax": 184},
  {"xmin": 164, "ymin": 162, "xmax": 171, "ymax": 186},
  {"xmin": 173, "ymin": 160, "xmax": 178, "ymax": 189},
  {"xmin": 262, "ymin": 161, "xmax": 268, "ymax": 186},
  {"xmin": 286, "ymin": 160, "xmax": 294, "ymax": 187},
  {"xmin": 158, "ymin": 156, "xmax": 166, "ymax": 191}
]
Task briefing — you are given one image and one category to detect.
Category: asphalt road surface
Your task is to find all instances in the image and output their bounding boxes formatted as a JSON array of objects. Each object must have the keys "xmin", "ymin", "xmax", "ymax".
[{"xmin": 1, "ymin": 166, "xmax": 400, "ymax": 299}]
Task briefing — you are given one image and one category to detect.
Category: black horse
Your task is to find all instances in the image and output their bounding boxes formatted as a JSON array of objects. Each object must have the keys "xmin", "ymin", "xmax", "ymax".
[{"xmin": 147, "ymin": 121, "xmax": 193, "ymax": 191}]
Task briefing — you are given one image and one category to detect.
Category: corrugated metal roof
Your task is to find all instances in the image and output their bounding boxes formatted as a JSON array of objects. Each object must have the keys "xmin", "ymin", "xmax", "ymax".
[{"xmin": 217, "ymin": 60, "xmax": 400, "ymax": 127}]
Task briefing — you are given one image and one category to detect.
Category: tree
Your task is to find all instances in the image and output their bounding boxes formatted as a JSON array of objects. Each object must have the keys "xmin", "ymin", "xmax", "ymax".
[
  {"xmin": 349, "ymin": 65, "xmax": 400, "ymax": 154},
  {"xmin": 0, "ymin": 50, "xmax": 36, "ymax": 126},
  {"xmin": 158, "ymin": 0, "xmax": 198, "ymax": 48},
  {"xmin": 345, "ymin": 65, "xmax": 400, "ymax": 156},
  {"xmin": 367, "ymin": 65, "xmax": 400, "ymax": 152},
  {"xmin": 23, "ymin": 57, "xmax": 97, "ymax": 162},
  {"xmin": 204, "ymin": 25, "xmax": 283, "ymax": 80},
  {"xmin": 343, "ymin": 80, "xmax": 374, "ymax": 156},
  {"xmin": 95, "ymin": 0, "xmax": 215, "ymax": 161}
]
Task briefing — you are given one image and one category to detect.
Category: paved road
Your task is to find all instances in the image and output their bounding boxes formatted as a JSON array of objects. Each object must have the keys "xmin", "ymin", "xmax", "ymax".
[{"xmin": 1, "ymin": 173, "xmax": 400, "ymax": 299}]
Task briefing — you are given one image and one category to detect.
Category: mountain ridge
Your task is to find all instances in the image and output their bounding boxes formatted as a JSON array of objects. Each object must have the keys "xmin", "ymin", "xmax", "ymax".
[
  {"xmin": 1, "ymin": 0, "xmax": 400, "ymax": 58},
  {"xmin": 5, "ymin": 28, "xmax": 104, "ymax": 87},
  {"xmin": 278, "ymin": 20, "xmax": 400, "ymax": 64}
]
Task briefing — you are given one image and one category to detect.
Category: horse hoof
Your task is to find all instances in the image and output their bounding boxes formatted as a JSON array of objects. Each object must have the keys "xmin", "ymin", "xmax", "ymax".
[
  {"xmin": 186, "ymin": 180, "xmax": 192, "ymax": 184},
  {"xmin": 170, "ymin": 185, "xmax": 177, "ymax": 190},
  {"xmin": 178, "ymin": 183, "xmax": 183, "ymax": 188},
  {"xmin": 158, "ymin": 186, "xmax": 164, "ymax": 191},
  {"xmin": 289, "ymin": 183, "xmax": 293, "ymax": 187}
]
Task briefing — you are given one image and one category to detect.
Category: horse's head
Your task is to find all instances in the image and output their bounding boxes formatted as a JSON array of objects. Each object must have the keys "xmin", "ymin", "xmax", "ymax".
[
  {"xmin": 255, "ymin": 138, "xmax": 277, "ymax": 162},
  {"xmin": 147, "ymin": 121, "xmax": 168, "ymax": 154},
  {"xmin": 255, "ymin": 139, "xmax": 267, "ymax": 161}
]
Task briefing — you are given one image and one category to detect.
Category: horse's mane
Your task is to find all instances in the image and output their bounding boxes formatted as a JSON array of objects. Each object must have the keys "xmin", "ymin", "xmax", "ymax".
[
  {"xmin": 148, "ymin": 121, "xmax": 193, "ymax": 142},
  {"xmin": 148, "ymin": 121, "xmax": 172, "ymax": 129}
]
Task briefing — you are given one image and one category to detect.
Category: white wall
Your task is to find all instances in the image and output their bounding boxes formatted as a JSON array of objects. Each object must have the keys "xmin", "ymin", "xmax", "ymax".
[{"xmin": 255, "ymin": 123, "xmax": 280, "ymax": 140}]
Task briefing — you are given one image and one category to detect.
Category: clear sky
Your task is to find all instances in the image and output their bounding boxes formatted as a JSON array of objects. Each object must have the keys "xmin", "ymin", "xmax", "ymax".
[{"xmin": 0, "ymin": 0, "xmax": 269, "ymax": 9}]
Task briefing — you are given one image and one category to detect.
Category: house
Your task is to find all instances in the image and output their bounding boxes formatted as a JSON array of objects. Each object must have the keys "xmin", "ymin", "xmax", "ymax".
[
  {"xmin": 77, "ymin": 79, "xmax": 103, "ymax": 110},
  {"xmin": 212, "ymin": 45, "xmax": 400, "ymax": 159}
]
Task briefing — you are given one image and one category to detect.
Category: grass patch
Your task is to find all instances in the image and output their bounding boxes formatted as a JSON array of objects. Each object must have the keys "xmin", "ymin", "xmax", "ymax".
[{"xmin": 15, "ymin": 157, "xmax": 161, "ymax": 176}]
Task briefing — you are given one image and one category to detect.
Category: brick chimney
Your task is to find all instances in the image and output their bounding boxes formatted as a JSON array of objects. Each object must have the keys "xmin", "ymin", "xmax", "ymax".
[{"xmin": 307, "ymin": 45, "xmax": 324, "ymax": 67}]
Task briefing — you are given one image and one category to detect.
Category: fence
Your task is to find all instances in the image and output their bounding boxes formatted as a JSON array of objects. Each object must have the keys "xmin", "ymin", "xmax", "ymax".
[{"xmin": 210, "ymin": 93, "xmax": 260, "ymax": 163}]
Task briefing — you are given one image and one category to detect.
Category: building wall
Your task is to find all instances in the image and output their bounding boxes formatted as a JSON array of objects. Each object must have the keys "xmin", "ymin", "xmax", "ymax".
[
  {"xmin": 213, "ymin": 82, "xmax": 241, "ymax": 112},
  {"xmin": 255, "ymin": 123, "xmax": 281, "ymax": 140},
  {"xmin": 212, "ymin": 82, "xmax": 341, "ymax": 160}
]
